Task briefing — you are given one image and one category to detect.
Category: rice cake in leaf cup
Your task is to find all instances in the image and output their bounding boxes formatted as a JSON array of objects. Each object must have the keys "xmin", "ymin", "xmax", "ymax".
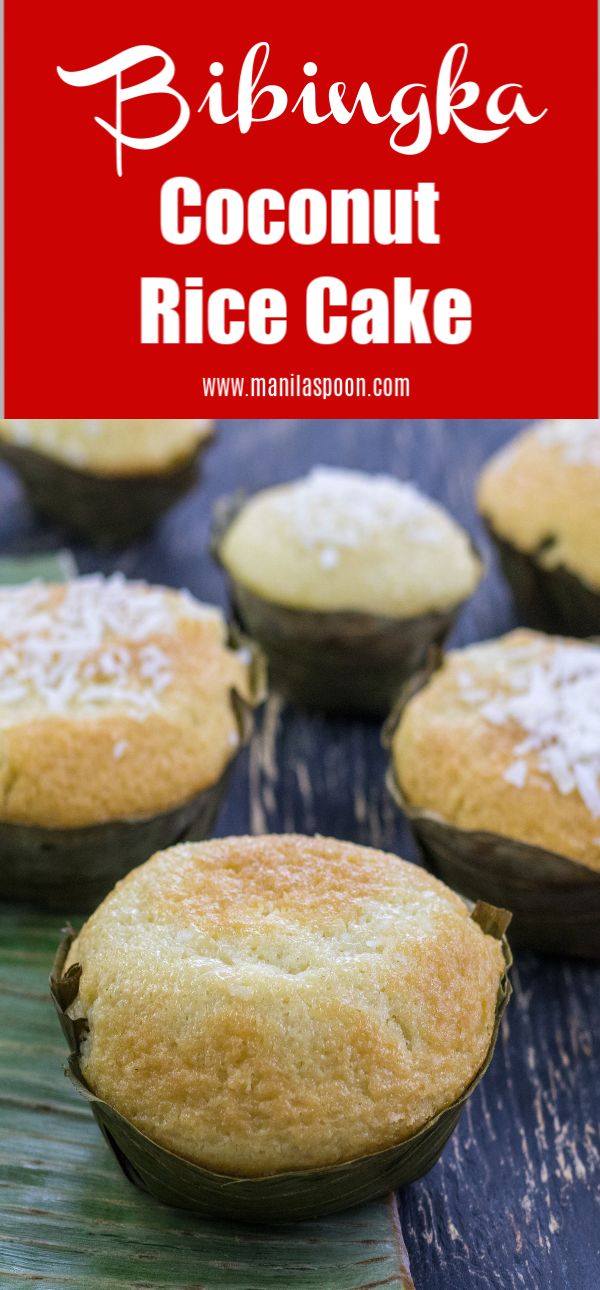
[
  {"xmin": 477, "ymin": 420, "xmax": 600, "ymax": 635},
  {"xmin": 0, "ymin": 574, "xmax": 265, "ymax": 911},
  {"xmin": 386, "ymin": 630, "xmax": 600, "ymax": 957},
  {"xmin": 0, "ymin": 419, "xmax": 214, "ymax": 544},
  {"xmin": 50, "ymin": 833, "xmax": 511, "ymax": 1223},
  {"xmin": 213, "ymin": 467, "xmax": 482, "ymax": 717}
]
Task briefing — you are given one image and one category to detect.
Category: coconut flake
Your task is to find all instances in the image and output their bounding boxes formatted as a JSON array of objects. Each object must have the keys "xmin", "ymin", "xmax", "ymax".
[
  {"xmin": 270, "ymin": 466, "xmax": 452, "ymax": 565},
  {"xmin": 319, "ymin": 546, "xmax": 340, "ymax": 570},
  {"xmin": 503, "ymin": 760, "xmax": 528, "ymax": 789},
  {"xmin": 457, "ymin": 640, "xmax": 600, "ymax": 817},
  {"xmin": 0, "ymin": 574, "xmax": 210, "ymax": 720},
  {"xmin": 534, "ymin": 420, "xmax": 600, "ymax": 468}
]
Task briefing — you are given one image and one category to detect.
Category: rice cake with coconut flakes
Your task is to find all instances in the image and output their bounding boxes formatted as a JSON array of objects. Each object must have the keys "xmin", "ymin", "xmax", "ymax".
[
  {"xmin": 393, "ymin": 630, "xmax": 600, "ymax": 871},
  {"xmin": 65, "ymin": 834, "xmax": 505, "ymax": 1177},
  {"xmin": 0, "ymin": 574, "xmax": 252, "ymax": 829},
  {"xmin": 0, "ymin": 419, "xmax": 213, "ymax": 477},
  {"xmin": 219, "ymin": 466, "xmax": 481, "ymax": 617},
  {"xmin": 477, "ymin": 420, "xmax": 600, "ymax": 592}
]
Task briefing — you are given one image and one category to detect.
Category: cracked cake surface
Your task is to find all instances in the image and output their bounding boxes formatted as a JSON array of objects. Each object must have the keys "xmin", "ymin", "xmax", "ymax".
[{"xmin": 66, "ymin": 833, "xmax": 505, "ymax": 1176}]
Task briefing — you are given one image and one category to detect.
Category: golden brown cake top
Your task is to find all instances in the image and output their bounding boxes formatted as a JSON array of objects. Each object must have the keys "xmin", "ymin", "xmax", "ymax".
[
  {"xmin": 0, "ymin": 419, "xmax": 213, "ymax": 475},
  {"xmin": 67, "ymin": 834, "xmax": 505, "ymax": 1177},
  {"xmin": 0, "ymin": 576, "xmax": 252, "ymax": 828},
  {"xmin": 477, "ymin": 420, "xmax": 600, "ymax": 589},
  {"xmin": 393, "ymin": 630, "xmax": 600, "ymax": 871},
  {"xmin": 220, "ymin": 466, "xmax": 481, "ymax": 617}
]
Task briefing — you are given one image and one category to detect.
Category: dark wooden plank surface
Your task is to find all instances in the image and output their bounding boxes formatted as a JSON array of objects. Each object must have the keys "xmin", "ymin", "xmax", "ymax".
[{"xmin": 0, "ymin": 419, "xmax": 598, "ymax": 1290}]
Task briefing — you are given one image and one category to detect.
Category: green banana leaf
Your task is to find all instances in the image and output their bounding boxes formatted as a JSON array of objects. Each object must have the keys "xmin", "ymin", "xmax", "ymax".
[
  {"xmin": 0, "ymin": 550, "xmax": 76, "ymax": 583},
  {"xmin": 0, "ymin": 907, "xmax": 415, "ymax": 1288}
]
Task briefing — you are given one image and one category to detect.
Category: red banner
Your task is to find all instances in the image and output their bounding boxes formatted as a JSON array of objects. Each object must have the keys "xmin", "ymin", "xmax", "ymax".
[{"xmin": 4, "ymin": 1, "xmax": 598, "ymax": 416}]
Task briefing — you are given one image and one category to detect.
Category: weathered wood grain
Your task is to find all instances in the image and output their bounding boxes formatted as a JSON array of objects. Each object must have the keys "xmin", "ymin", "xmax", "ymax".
[{"xmin": 0, "ymin": 420, "xmax": 598, "ymax": 1289}]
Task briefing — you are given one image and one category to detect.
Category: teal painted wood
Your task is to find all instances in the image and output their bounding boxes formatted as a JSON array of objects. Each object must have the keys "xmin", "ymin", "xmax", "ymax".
[{"xmin": 0, "ymin": 420, "xmax": 599, "ymax": 1288}]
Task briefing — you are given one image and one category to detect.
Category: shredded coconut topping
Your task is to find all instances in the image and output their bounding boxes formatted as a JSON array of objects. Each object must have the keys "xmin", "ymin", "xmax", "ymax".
[
  {"xmin": 457, "ymin": 641, "xmax": 600, "ymax": 816},
  {"xmin": 0, "ymin": 574, "xmax": 213, "ymax": 719},
  {"xmin": 271, "ymin": 467, "xmax": 446, "ymax": 564},
  {"xmin": 534, "ymin": 420, "xmax": 600, "ymax": 468}
]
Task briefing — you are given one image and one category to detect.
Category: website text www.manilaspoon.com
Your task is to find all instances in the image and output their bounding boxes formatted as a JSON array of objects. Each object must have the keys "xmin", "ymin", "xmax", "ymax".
[{"xmin": 201, "ymin": 373, "xmax": 410, "ymax": 401}]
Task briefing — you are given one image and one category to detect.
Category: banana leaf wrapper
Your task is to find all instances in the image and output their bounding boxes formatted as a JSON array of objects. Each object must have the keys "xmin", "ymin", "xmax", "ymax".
[
  {"xmin": 384, "ymin": 674, "xmax": 600, "ymax": 959},
  {"xmin": 212, "ymin": 493, "xmax": 480, "ymax": 717},
  {"xmin": 0, "ymin": 633, "xmax": 266, "ymax": 913},
  {"xmin": 484, "ymin": 521, "xmax": 600, "ymax": 637},
  {"xmin": 49, "ymin": 905, "xmax": 511, "ymax": 1224},
  {"xmin": 0, "ymin": 430, "xmax": 215, "ymax": 545},
  {"xmin": 0, "ymin": 550, "xmax": 77, "ymax": 583}
]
